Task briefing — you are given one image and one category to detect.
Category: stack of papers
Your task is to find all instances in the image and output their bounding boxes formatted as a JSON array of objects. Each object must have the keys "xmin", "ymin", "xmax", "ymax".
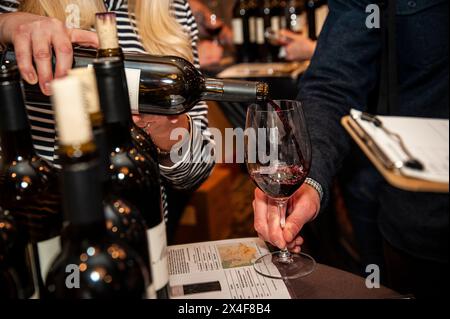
[
  {"xmin": 168, "ymin": 238, "xmax": 291, "ymax": 299},
  {"xmin": 350, "ymin": 109, "xmax": 449, "ymax": 184}
]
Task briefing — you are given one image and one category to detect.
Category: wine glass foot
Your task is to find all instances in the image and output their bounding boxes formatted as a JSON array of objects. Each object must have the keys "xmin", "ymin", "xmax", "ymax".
[{"xmin": 253, "ymin": 251, "xmax": 316, "ymax": 280}]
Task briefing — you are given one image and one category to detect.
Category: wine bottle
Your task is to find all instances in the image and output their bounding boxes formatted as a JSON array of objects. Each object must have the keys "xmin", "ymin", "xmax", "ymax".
[
  {"xmin": 68, "ymin": 67, "xmax": 156, "ymax": 298},
  {"xmin": 1, "ymin": 47, "xmax": 269, "ymax": 116},
  {"xmin": 94, "ymin": 12, "xmax": 162, "ymax": 167},
  {"xmin": 0, "ymin": 65, "xmax": 62, "ymax": 298},
  {"xmin": 0, "ymin": 208, "xmax": 33, "ymax": 299},
  {"xmin": 93, "ymin": 57, "xmax": 170, "ymax": 299},
  {"xmin": 232, "ymin": 0, "xmax": 251, "ymax": 63},
  {"xmin": 45, "ymin": 76, "xmax": 148, "ymax": 299}
]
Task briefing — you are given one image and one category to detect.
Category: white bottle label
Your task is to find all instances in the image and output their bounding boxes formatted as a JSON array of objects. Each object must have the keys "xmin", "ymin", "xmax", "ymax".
[
  {"xmin": 87, "ymin": 64, "xmax": 141, "ymax": 115},
  {"xmin": 37, "ymin": 235, "xmax": 61, "ymax": 282},
  {"xmin": 271, "ymin": 16, "xmax": 280, "ymax": 32},
  {"xmin": 256, "ymin": 18, "xmax": 265, "ymax": 45},
  {"xmin": 232, "ymin": 18, "xmax": 244, "ymax": 45},
  {"xmin": 124, "ymin": 68, "xmax": 141, "ymax": 115},
  {"xmin": 147, "ymin": 221, "xmax": 169, "ymax": 291},
  {"xmin": 249, "ymin": 17, "xmax": 256, "ymax": 43}
]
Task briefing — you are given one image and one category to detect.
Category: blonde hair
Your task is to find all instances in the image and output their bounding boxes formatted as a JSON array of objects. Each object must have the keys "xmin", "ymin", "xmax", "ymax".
[{"xmin": 19, "ymin": 0, "xmax": 193, "ymax": 62}]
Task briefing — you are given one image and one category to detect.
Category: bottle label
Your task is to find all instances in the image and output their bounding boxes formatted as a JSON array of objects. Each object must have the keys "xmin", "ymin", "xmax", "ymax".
[
  {"xmin": 147, "ymin": 221, "xmax": 169, "ymax": 291},
  {"xmin": 271, "ymin": 16, "xmax": 280, "ymax": 32},
  {"xmin": 124, "ymin": 68, "xmax": 141, "ymax": 115},
  {"xmin": 256, "ymin": 18, "xmax": 265, "ymax": 45},
  {"xmin": 37, "ymin": 235, "xmax": 61, "ymax": 281},
  {"xmin": 249, "ymin": 17, "xmax": 256, "ymax": 43},
  {"xmin": 147, "ymin": 283, "xmax": 157, "ymax": 299},
  {"xmin": 291, "ymin": 14, "xmax": 304, "ymax": 32},
  {"xmin": 232, "ymin": 18, "xmax": 244, "ymax": 45}
]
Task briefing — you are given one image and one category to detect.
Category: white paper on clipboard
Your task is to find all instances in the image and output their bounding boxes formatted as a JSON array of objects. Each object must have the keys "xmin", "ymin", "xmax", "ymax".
[{"xmin": 350, "ymin": 109, "xmax": 449, "ymax": 184}]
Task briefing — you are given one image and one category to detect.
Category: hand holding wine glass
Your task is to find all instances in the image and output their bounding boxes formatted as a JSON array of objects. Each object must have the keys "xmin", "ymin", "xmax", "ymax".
[{"xmin": 246, "ymin": 100, "xmax": 317, "ymax": 279}]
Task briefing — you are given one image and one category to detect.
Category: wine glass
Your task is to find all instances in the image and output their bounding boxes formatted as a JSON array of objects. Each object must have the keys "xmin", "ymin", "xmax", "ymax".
[{"xmin": 245, "ymin": 100, "xmax": 316, "ymax": 280}]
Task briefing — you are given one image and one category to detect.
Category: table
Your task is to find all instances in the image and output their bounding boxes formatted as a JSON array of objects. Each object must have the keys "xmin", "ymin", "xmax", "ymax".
[{"xmin": 286, "ymin": 263, "xmax": 402, "ymax": 299}]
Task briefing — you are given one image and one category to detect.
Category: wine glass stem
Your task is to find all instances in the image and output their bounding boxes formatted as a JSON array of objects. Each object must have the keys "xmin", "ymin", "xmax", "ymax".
[{"xmin": 276, "ymin": 199, "xmax": 293, "ymax": 264}]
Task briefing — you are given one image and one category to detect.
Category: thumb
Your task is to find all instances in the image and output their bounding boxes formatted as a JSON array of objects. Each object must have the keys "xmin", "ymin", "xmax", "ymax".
[{"xmin": 69, "ymin": 29, "xmax": 99, "ymax": 48}]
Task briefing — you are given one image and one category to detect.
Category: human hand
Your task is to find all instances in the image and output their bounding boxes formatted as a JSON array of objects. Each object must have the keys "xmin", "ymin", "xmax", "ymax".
[
  {"xmin": 132, "ymin": 114, "xmax": 190, "ymax": 153},
  {"xmin": 278, "ymin": 29, "xmax": 316, "ymax": 62},
  {"xmin": 0, "ymin": 13, "xmax": 98, "ymax": 95},
  {"xmin": 252, "ymin": 184, "xmax": 321, "ymax": 252},
  {"xmin": 198, "ymin": 40, "xmax": 224, "ymax": 67}
]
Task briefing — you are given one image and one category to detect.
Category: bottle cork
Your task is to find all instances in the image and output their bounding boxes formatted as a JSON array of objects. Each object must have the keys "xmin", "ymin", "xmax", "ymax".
[
  {"xmin": 96, "ymin": 12, "xmax": 120, "ymax": 50},
  {"xmin": 51, "ymin": 77, "xmax": 93, "ymax": 147},
  {"xmin": 68, "ymin": 67, "xmax": 101, "ymax": 116}
]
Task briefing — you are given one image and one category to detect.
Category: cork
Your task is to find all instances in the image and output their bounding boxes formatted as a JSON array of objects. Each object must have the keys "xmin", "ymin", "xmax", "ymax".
[
  {"xmin": 51, "ymin": 77, "xmax": 93, "ymax": 146},
  {"xmin": 68, "ymin": 67, "xmax": 101, "ymax": 115},
  {"xmin": 96, "ymin": 12, "xmax": 120, "ymax": 50}
]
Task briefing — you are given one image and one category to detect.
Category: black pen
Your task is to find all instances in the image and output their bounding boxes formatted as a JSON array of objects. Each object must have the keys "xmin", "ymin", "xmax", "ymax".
[{"xmin": 359, "ymin": 112, "xmax": 425, "ymax": 171}]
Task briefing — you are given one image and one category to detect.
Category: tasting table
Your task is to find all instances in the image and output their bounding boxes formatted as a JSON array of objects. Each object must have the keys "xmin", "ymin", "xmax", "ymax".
[{"xmin": 285, "ymin": 263, "xmax": 402, "ymax": 299}]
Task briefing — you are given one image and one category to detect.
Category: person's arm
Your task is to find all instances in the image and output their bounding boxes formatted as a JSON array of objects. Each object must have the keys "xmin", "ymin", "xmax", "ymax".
[
  {"xmin": 0, "ymin": 3, "xmax": 98, "ymax": 95},
  {"xmin": 253, "ymin": 0, "xmax": 382, "ymax": 250}
]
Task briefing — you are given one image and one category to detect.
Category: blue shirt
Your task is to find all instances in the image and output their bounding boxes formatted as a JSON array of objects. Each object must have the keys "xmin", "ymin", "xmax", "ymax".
[{"xmin": 300, "ymin": 0, "xmax": 448, "ymax": 262}]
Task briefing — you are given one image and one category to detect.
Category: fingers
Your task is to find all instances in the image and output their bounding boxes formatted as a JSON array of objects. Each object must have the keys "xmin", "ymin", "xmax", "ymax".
[
  {"xmin": 13, "ymin": 31, "xmax": 37, "ymax": 85},
  {"xmin": 69, "ymin": 29, "xmax": 99, "ymax": 48},
  {"xmin": 31, "ymin": 31, "xmax": 53, "ymax": 96},
  {"xmin": 287, "ymin": 236, "xmax": 304, "ymax": 250},
  {"xmin": 283, "ymin": 185, "xmax": 321, "ymax": 243},
  {"xmin": 267, "ymin": 200, "xmax": 287, "ymax": 249},
  {"xmin": 52, "ymin": 32, "xmax": 74, "ymax": 79},
  {"xmin": 253, "ymin": 188, "xmax": 270, "ymax": 242}
]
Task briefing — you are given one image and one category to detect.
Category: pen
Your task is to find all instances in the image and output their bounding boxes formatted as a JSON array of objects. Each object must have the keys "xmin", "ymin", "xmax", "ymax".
[{"xmin": 359, "ymin": 112, "xmax": 425, "ymax": 171}]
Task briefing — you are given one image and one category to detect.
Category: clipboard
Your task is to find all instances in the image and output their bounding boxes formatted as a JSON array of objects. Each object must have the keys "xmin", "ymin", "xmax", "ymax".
[{"xmin": 341, "ymin": 115, "xmax": 449, "ymax": 193}]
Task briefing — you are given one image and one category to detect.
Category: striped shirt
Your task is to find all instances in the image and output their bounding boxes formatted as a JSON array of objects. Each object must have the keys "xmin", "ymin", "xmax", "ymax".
[{"xmin": 0, "ymin": 0, "xmax": 215, "ymax": 219}]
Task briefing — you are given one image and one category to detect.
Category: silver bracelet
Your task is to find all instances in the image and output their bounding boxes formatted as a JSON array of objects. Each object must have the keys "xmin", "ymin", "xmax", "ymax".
[{"xmin": 305, "ymin": 178, "xmax": 324, "ymax": 202}]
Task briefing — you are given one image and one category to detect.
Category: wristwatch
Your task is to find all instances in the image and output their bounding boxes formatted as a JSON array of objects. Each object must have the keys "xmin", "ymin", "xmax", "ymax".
[{"xmin": 305, "ymin": 178, "xmax": 324, "ymax": 202}]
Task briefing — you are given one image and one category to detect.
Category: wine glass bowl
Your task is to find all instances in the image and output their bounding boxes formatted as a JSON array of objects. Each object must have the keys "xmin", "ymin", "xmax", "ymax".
[{"xmin": 245, "ymin": 100, "xmax": 316, "ymax": 280}]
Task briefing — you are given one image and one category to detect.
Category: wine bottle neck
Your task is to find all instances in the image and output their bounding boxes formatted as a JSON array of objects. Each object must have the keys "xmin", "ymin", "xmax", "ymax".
[
  {"xmin": 62, "ymin": 157, "xmax": 104, "ymax": 227},
  {"xmin": 104, "ymin": 122, "xmax": 133, "ymax": 152},
  {"xmin": 95, "ymin": 61, "xmax": 134, "ymax": 128},
  {"xmin": 203, "ymin": 78, "xmax": 269, "ymax": 103},
  {"xmin": 0, "ymin": 80, "xmax": 35, "ymax": 161},
  {"xmin": 92, "ymin": 126, "xmax": 110, "ymax": 184}
]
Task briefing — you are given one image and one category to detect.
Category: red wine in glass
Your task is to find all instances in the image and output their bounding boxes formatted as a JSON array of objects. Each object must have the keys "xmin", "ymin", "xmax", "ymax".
[
  {"xmin": 245, "ymin": 100, "xmax": 316, "ymax": 280},
  {"xmin": 250, "ymin": 163, "xmax": 308, "ymax": 199}
]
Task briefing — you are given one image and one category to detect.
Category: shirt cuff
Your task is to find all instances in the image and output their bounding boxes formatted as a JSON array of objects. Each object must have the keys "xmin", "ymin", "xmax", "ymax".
[{"xmin": 305, "ymin": 177, "xmax": 324, "ymax": 203}]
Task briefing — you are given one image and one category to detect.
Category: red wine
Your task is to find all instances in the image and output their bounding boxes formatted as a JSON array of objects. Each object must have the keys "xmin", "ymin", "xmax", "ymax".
[{"xmin": 251, "ymin": 164, "xmax": 308, "ymax": 198}]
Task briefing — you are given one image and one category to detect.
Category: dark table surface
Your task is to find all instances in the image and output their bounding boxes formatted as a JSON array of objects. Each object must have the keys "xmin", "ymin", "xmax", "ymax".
[{"xmin": 286, "ymin": 263, "xmax": 402, "ymax": 299}]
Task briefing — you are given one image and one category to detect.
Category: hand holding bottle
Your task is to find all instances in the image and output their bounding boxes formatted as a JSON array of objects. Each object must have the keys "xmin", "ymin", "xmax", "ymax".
[
  {"xmin": 132, "ymin": 114, "xmax": 190, "ymax": 158},
  {"xmin": 0, "ymin": 12, "xmax": 98, "ymax": 95}
]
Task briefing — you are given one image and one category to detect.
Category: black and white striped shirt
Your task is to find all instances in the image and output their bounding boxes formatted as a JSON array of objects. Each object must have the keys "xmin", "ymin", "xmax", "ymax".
[{"xmin": 0, "ymin": 0, "xmax": 215, "ymax": 218}]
